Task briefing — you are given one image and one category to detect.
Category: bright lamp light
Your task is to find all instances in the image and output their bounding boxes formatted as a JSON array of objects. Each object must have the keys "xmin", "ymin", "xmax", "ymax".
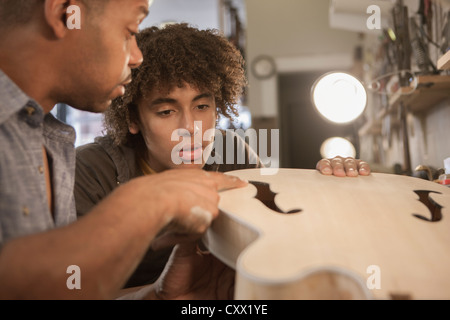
[
  {"xmin": 320, "ymin": 137, "xmax": 356, "ymax": 159},
  {"xmin": 312, "ymin": 72, "xmax": 367, "ymax": 124}
]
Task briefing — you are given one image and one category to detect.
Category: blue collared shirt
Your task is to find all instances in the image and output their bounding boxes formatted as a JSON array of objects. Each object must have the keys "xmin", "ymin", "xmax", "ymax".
[{"xmin": 0, "ymin": 69, "xmax": 77, "ymax": 246}]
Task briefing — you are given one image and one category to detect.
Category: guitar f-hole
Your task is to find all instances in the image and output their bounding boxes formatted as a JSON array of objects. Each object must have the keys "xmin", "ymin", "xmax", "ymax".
[
  {"xmin": 413, "ymin": 190, "xmax": 443, "ymax": 222},
  {"xmin": 249, "ymin": 181, "xmax": 302, "ymax": 214}
]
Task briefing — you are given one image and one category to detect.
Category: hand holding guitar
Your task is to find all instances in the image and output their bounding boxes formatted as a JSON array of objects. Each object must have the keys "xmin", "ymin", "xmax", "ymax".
[{"xmin": 316, "ymin": 156, "xmax": 371, "ymax": 177}]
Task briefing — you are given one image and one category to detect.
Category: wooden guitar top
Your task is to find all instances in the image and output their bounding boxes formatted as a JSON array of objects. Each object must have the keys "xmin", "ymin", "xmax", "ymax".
[{"xmin": 203, "ymin": 168, "xmax": 450, "ymax": 300}]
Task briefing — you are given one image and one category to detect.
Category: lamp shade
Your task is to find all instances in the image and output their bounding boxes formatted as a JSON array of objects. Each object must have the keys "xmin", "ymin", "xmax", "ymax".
[
  {"xmin": 320, "ymin": 137, "xmax": 356, "ymax": 159},
  {"xmin": 311, "ymin": 72, "xmax": 367, "ymax": 124}
]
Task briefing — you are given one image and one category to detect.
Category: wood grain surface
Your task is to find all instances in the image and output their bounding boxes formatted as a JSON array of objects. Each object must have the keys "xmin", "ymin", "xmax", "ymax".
[{"xmin": 203, "ymin": 168, "xmax": 450, "ymax": 300}]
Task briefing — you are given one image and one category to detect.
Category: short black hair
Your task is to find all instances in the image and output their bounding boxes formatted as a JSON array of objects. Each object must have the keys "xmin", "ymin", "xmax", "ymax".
[
  {"xmin": 0, "ymin": 0, "xmax": 109, "ymax": 30},
  {"xmin": 0, "ymin": 0, "xmax": 40, "ymax": 29}
]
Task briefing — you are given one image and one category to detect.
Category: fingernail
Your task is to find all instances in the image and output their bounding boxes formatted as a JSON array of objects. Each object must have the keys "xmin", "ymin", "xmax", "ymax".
[
  {"xmin": 190, "ymin": 206, "xmax": 213, "ymax": 225},
  {"xmin": 323, "ymin": 167, "xmax": 332, "ymax": 174},
  {"xmin": 231, "ymin": 176, "xmax": 247, "ymax": 183}
]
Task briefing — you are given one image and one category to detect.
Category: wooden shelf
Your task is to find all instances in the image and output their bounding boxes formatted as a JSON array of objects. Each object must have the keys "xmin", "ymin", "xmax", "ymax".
[
  {"xmin": 438, "ymin": 51, "xmax": 450, "ymax": 70},
  {"xmin": 359, "ymin": 75, "xmax": 450, "ymax": 136},
  {"xmin": 389, "ymin": 75, "xmax": 450, "ymax": 114}
]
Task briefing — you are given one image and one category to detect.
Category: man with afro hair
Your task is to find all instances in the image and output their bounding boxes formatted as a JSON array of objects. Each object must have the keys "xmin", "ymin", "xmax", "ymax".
[{"xmin": 74, "ymin": 23, "xmax": 371, "ymax": 291}]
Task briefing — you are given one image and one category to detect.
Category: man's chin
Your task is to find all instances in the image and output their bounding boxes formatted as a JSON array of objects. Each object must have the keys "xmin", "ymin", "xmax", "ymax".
[
  {"xmin": 80, "ymin": 100, "xmax": 113, "ymax": 113},
  {"xmin": 175, "ymin": 163, "xmax": 205, "ymax": 170}
]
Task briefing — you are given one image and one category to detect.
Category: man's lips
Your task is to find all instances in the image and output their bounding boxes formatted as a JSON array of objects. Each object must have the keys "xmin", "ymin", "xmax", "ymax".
[
  {"xmin": 113, "ymin": 75, "xmax": 132, "ymax": 98},
  {"xmin": 179, "ymin": 144, "xmax": 203, "ymax": 161},
  {"xmin": 179, "ymin": 143, "xmax": 202, "ymax": 152},
  {"xmin": 122, "ymin": 75, "xmax": 132, "ymax": 86}
]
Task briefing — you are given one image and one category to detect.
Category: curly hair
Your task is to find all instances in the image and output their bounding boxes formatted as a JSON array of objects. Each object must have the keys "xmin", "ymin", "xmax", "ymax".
[{"xmin": 104, "ymin": 23, "xmax": 247, "ymax": 146}]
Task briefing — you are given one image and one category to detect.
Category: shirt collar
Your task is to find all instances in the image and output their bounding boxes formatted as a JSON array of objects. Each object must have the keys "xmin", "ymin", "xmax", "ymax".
[
  {"xmin": 0, "ymin": 68, "xmax": 39, "ymax": 125},
  {"xmin": 0, "ymin": 68, "xmax": 75, "ymax": 144},
  {"xmin": 44, "ymin": 112, "xmax": 76, "ymax": 145}
]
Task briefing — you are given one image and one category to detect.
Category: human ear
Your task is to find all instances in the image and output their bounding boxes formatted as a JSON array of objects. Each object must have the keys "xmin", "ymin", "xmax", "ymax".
[
  {"xmin": 129, "ymin": 122, "xmax": 140, "ymax": 135},
  {"xmin": 44, "ymin": 0, "xmax": 74, "ymax": 39}
]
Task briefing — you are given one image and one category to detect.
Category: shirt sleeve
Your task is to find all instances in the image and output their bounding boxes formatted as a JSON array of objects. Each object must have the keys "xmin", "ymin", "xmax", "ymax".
[{"xmin": 74, "ymin": 143, "xmax": 119, "ymax": 218}]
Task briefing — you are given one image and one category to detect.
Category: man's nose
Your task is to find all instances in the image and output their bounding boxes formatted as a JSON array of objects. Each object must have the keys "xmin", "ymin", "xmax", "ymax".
[
  {"xmin": 129, "ymin": 36, "xmax": 144, "ymax": 69},
  {"xmin": 179, "ymin": 115, "xmax": 201, "ymax": 137}
]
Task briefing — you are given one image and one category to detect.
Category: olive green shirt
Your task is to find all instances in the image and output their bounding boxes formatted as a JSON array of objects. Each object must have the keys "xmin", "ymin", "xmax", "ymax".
[{"xmin": 75, "ymin": 131, "xmax": 262, "ymax": 288}]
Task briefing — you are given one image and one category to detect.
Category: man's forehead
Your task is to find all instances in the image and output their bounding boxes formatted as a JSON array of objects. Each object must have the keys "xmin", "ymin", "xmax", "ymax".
[
  {"xmin": 142, "ymin": 0, "xmax": 151, "ymax": 14},
  {"xmin": 117, "ymin": 0, "xmax": 150, "ymax": 16},
  {"xmin": 134, "ymin": 0, "xmax": 151, "ymax": 15}
]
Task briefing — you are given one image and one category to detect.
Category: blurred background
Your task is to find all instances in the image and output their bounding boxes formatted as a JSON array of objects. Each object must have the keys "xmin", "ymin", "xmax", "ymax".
[{"xmin": 55, "ymin": 0, "xmax": 450, "ymax": 179}]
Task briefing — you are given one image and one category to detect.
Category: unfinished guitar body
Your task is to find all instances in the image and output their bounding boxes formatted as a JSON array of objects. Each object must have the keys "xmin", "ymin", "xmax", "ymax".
[{"xmin": 202, "ymin": 169, "xmax": 450, "ymax": 300}]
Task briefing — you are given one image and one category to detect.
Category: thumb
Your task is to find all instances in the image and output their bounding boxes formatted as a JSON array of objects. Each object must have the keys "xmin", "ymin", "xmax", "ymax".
[{"xmin": 210, "ymin": 172, "xmax": 248, "ymax": 192}]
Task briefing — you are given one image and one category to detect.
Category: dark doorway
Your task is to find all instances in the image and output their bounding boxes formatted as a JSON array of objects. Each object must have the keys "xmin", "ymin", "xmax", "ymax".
[{"xmin": 278, "ymin": 72, "xmax": 358, "ymax": 169}]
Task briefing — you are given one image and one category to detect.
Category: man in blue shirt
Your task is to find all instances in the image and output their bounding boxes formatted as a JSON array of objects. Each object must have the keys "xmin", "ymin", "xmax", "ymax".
[
  {"xmin": 0, "ymin": 0, "xmax": 247, "ymax": 299},
  {"xmin": 0, "ymin": 0, "xmax": 370, "ymax": 300}
]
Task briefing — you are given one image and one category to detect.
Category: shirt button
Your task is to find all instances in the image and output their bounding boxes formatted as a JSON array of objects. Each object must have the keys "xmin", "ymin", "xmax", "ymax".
[
  {"xmin": 23, "ymin": 206, "xmax": 30, "ymax": 216},
  {"xmin": 38, "ymin": 166, "xmax": 44, "ymax": 174},
  {"xmin": 25, "ymin": 106, "xmax": 36, "ymax": 116}
]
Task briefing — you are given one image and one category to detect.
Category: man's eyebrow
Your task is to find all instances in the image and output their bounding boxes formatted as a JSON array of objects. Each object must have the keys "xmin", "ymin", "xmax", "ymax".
[
  {"xmin": 139, "ymin": 5, "xmax": 150, "ymax": 17},
  {"xmin": 193, "ymin": 93, "xmax": 213, "ymax": 101},
  {"xmin": 149, "ymin": 93, "xmax": 213, "ymax": 107},
  {"xmin": 135, "ymin": 5, "xmax": 149, "ymax": 23},
  {"xmin": 149, "ymin": 98, "xmax": 177, "ymax": 107}
]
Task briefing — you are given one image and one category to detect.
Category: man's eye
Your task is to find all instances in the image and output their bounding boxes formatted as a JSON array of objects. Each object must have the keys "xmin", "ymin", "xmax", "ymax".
[
  {"xmin": 157, "ymin": 110, "xmax": 173, "ymax": 116},
  {"xmin": 127, "ymin": 30, "xmax": 138, "ymax": 40},
  {"xmin": 197, "ymin": 105, "xmax": 210, "ymax": 110}
]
